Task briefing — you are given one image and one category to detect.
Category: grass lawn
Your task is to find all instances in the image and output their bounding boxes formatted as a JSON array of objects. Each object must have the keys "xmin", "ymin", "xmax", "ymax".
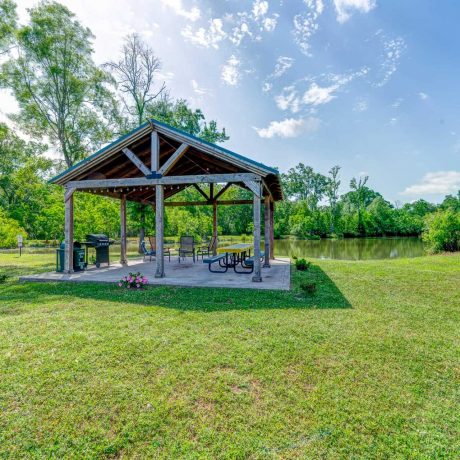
[{"xmin": 0, "ymin": 252, "xmax": 459, "ymax": 458}]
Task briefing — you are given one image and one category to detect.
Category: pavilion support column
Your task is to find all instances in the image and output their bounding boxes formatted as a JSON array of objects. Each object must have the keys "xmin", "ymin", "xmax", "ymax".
[
  {"xmin": 212, "ymin": 201, "xmax": 218, "ymax": 255},
  {"xmin": 270, "ymin": 200, "xmax": 275, "ymax": 260},
  {"xmin": 120, "ymin": 195, "xmax": 127, "ymax": 266},
  {"xmin": 64, "ymin": 188, "xmax": 75, "ymax": 274},
  {"xmin": 252, "ymin": 183, "xmax": 262, "ymax": 282},
  {"xmin": 263, "ymin": 195, "xmax": 271, "ymax": 268},
  {"xmin": 155, "ymin": 184, "xmax": 165, "ymax": 278}
]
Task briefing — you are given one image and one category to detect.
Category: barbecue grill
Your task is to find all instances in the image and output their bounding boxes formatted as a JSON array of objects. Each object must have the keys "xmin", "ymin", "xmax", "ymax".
[{"xmin": 82, "ymin": 234, "xmax": 114, "ymax": 268}]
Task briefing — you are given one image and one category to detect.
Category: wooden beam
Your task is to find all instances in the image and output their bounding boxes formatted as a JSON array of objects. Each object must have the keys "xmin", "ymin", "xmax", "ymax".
[
  {"xmin": 193, "ymin": 183, "xmax": 209, "ymax": 200},
  {"xmin": 64, "ymin": 188, "xmax": 75, "ymax": 273},
  {"xmin": 120, "ymin": 195, "xmax": 127, "ymax": 265},
  {"xmin": 164, "ymin": 199, "xmax": 255, "ymax": 207},
  {"xmin": 67, "ymin": 173, "xmax": 259, "ymax": 190},
  {"xmin": 214, "ymin": 182, "xmax": 232, "ymax": 200},
  {"xmin": 122, "ymin": 148, "xmax": 151, "ymax": 176},
  {"xmin": 151, "ymin": 130, "xmax": 159, "ymax": 172},
  {"xmin": 252, "ymin": 183, "xmax": 262, "ymax": 282},
  {"xmin": 155, "ymin": 184, "xmax": 165, "ymax": 278},
  {"xmin": 244, "ymin": 180, "xmax": 262, "ymax": 197},
  {"xmin": 263, "ymin": 195, "xmax": 271, "ymax": 268},
  {"xmin": 158, "ymin": 143, "xmax": 189, "ymax": 175}
]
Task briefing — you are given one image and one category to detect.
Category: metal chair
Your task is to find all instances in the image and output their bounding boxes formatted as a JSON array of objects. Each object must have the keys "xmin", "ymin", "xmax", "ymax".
[
  {"xmin": 197, "ymin": 236, "xmax": 217, "ymax": 260},
  {"xmin": 178, "ymin": 236, "xmax": 196, "ymax": 263},
  {"xmin": 140, "ymin": 241, "xmax": 155, "ymax": 262},
  {"xmin": 147, "ymin": 236, "xmax": 171, "ymax": 262}
]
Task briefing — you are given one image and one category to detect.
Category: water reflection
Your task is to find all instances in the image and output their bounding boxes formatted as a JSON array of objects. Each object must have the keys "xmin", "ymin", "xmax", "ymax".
[{"xmin": 274, "ymin": 237, "xmax": 425, "ymax": 260}]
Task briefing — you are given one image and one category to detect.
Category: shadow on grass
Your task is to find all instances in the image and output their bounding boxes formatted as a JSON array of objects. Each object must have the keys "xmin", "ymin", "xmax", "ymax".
[{"xmin": 1, "ymin": 264, "xmax": 351, "ymax": 312}]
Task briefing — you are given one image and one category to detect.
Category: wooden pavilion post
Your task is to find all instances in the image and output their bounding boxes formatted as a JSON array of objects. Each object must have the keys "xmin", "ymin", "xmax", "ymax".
[
  {"xmin": 64, "ymin": 188, "xmax": 75, "ymax": 273},
  {"xmin": 263, "ymin": 195, "xmax": 271, "ymax": 268},
  {"xmin": 212, "ymin": 201, "xmax": 218, "ymax": 255},
  {"xmin": 252, "ymin": 182, "xmax": 262, "ymax": 282},
  {"xmin": 155, "ymin": 184, "xmax": 165, "ymax": 278},
  {"xmin": 270, "ymin": 200, "xmax": 275, "ymax": 260},
  {"xmin": 120, "ymin": 194, "xmax": 127, "ymax": 265}
]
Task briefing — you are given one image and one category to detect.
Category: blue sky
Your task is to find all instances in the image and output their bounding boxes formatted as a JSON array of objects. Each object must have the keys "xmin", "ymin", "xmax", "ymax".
[{"xmin": 7, "ymin": 0, "xmax": 460, "ymax": 202}]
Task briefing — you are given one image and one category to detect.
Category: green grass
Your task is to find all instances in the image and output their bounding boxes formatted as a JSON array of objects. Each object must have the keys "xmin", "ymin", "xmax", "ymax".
[{"xmin": 0, "ymin": 252, "xmax": 459, "ymax": 458}]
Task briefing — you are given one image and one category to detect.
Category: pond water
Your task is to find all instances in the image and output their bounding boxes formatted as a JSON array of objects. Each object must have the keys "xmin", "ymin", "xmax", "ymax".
[{"xmin": 274, "ymin": 237, "xmax": 425, "ymax": 260}]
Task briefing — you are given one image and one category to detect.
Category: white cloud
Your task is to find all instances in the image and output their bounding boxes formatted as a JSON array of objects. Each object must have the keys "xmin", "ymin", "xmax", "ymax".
[
  {"xmin": 292, "ymin": 0, "xmax": 324, "ymax": 56},
  {"xmin": 255, "ymin": 117, "xmax": 321, "ymax": 138},
  {"xmin": 191, "ymin": 79, "xmax": 211, "ymax": 96},
  {"xmin": 262, "ymin": 82, "xmax": 272, "ymax": 92},
  {"xmin": 419, "ymin": 92, "xmax": 428, "ymax": 100},
  {"xmin": 275, "ymin": 86, "xmax": 302, "ymax": 112},
  {"xmin": 181, "ymin": 18, "xmax": 226, "ymax": 48},
  {"xmin": 252, "ymin": 0, "xmax": 269, "ymax": 18},
  {"xmin": 181, "ymin": 1, "xmax": 277, "ymax": 49},
  {"xmin": 303, "ymin": 83, "xmax": 339, "ymax": 105},
  {"xmin": 376, "ymin": 36, "xmax": 406, "ymax": 87},
  {"xmin": 159, "ymin": 0, "xmax": 200, "ymax": 21},
  {"xmin": 221, "ymin": 55, "xmax": 241, "ymax": 86},
  {"xmin": 401, "ymin": 171, "xmax": 460, "ymax": 196},
  {"xmin": 273, "ymin": 56, "xmax": 295, "ymax": 78},
  {"xmin": 334, "ymin": 0, "xmax": 376, "ymax": 23},
  {"xmin": 392, "ymin": 98, "xmax": 403, "ymax": 109}
]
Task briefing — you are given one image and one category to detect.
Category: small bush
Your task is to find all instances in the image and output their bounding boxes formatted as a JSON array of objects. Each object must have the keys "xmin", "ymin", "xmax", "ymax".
[
  {"xmin": 423, "ymin": 210, "xmax": 460, "ymax": 252},
  {"xmin": 295, "ymin": 258, "xmax": 310, "ymax": 271},
  {"xmin": 300, "ymin": 281, "xmax": 317, "ymax": 294},
  {"xmin": 0, "ymin": 274, "xmax": 8, "ymax": 284},
  {"xmin": 118, "ymin": 272, "xmax": 148, "ymax": 289}
]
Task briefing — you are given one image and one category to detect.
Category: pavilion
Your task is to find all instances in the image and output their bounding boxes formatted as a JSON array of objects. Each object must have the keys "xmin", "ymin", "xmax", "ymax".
[{"xmin": 50, "ymin": 119, "xmax": 283, "ymax": 283}]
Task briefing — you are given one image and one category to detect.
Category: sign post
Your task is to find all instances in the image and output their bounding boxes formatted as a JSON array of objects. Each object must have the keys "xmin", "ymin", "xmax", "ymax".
[{"xmin": 17, "ymin": 235, "xmax": 23, "ymax": 257}]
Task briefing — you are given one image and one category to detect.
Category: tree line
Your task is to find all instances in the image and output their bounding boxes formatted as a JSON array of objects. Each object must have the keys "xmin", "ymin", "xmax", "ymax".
[{"xmin": 0, "ymin": 0, "xmax": 458, "ymax": 253}]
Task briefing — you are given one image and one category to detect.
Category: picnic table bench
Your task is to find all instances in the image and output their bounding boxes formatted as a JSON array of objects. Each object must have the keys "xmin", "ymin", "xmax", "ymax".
[
  {"xmin": 203, "ymin": 243, "xmax": 262, "ymax": 275},
  {"xmin": 203, "ymin": 253, "xmax": 228, "ymax": 273}
]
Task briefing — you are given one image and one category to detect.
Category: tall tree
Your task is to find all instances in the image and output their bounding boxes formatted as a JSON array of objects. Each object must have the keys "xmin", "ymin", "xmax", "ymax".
[
  {"xmin": 325, "ymin": 165, "xmax": 341, "ymax": 233},
  {"xmin": 349, "ymin": 175, "xmax": 369, "ymax": 235},
  {"xmin": 105, "ymin": 33, "xmax": 166, "ymax": 128},
  {"xmin": 1, "ymin": 1, "xmax": 119, "ymax": 168},
  {"xmin": 0, "ymin": 0, "xmax": 16, "ymax": 54},
  {"xmin": 148, "ymin": 95, "xmax": 229, "ymax": 143}
]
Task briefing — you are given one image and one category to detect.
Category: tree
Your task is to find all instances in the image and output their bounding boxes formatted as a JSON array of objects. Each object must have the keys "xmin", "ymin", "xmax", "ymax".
[
  {"xmin": 148, "ymin": 95, "xmax": 229, "ymax": 143},
  {"xmin": 105, "ymin": 33, "xmax": 166, "ymax": 129},
  {"xmin": 1, "ymin": 1, "xmax": 119, "ymax": 168},
  {"xmin": 349, "ymin": 175, "xmax": 369, "ymax": 235},
  {"xmin": 282, "ymin": 163, "xmax": 326, "ymax": 207},
  {"xmin": 423, "ymin": 209, "xmax": 460, "ymax": 252},
  {"xmin": 0, "ymin": 0, "xmax": 16, "ymax": 54},
  {"xmin": 325, "ymin": 165, "xmax": 341, "ymax": 233}
]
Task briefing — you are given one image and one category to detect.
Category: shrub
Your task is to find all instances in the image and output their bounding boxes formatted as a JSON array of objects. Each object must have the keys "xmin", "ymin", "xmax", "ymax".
[
  {"xmin": 0, "ymin": 212, "xmax": 27, "ymax": 249},
  {"xmin": 0, "ymin": 274, "xmax": 8, "ymax": 284},
  {"xmin": 423, "ymin": 210, "xmax": 460, "ymax": 252},
  {"xmin": 295, "ymin": 258, "xmax": 310, "ymax": 271},
  {"xmin": 300, "ymin": 281, "xmax": 317, "ymax": 294},
  {"xmin": 118, "ymin": 272, "xmax": 148, "ymax": 289}
]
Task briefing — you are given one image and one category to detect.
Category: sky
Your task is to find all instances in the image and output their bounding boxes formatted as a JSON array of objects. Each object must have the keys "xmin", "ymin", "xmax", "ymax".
[{"xmin": 4, "ymin": 0, "xmax": 460, "ymax": 203}]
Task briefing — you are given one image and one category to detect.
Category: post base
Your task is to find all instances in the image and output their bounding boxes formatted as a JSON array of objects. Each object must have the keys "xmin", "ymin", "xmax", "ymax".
[
  {"xmin": 263, "ymin": 262, "xmax": 271, "ymax": 268},
  {"xmin": 155, "ymin": 272, "xmax": 165, "ymax": 278},
  {"xmin": 252, "ymin": 275, "xmax": 262, "ymax": 282}
]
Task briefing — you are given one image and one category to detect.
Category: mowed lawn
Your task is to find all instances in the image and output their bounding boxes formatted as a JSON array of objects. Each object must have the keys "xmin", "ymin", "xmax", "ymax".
[{"xmin": 0, "ymin": 253, "xmax": 459, "ymax": 459}]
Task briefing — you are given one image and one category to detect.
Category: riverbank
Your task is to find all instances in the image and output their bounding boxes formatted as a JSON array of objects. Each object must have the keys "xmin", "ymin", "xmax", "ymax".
[{"xmin": 0, "ymin": 253, "xmax": 459, "ymax": 457}]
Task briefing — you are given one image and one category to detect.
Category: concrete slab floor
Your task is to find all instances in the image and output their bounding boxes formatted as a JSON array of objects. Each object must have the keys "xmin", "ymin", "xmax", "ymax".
[{"xmin": 20, "ymin": 257, "xmax": 291, "ymax": 291}]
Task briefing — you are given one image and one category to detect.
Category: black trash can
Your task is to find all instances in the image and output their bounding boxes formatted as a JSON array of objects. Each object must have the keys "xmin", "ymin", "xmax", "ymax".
[
  {"xmin": 56, "ymin": 242, "xmax": 87, "ymax": 272},
  {"xmin": 56, "ymin": 242, "xmax": 65, "ymax": 272}
]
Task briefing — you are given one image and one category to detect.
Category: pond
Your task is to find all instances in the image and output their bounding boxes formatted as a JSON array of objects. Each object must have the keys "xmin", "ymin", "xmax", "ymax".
[{"xmin": 274, "ymin": 237, "xmax": 426, "ymax": 260}]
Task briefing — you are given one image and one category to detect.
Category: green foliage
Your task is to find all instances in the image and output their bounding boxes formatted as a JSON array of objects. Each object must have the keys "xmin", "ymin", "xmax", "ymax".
[
  {"xmin": 148, "ymin": 97, "xmax": 229, "ymax": 143},
  {"xmin": 295, "ymin": 258, "xmax": 310, "ymax": 271},
  {"xmin": 0, "ymin": 0, "xmax": 16, "ymax": 53},
  {"xmin": 423, "ymin": 209, "xmax": 460, "ymax": 252},
  {"xmin": 1, "ymin": 0, "xmax": 119, "ymax": 167},
  {"xmin": 300, "ymin": 280, "xmax": 317, "ymax": 294},
  {"xmin": 0, "ymin": 209, "xmax": 25, "ymax": 247}
]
